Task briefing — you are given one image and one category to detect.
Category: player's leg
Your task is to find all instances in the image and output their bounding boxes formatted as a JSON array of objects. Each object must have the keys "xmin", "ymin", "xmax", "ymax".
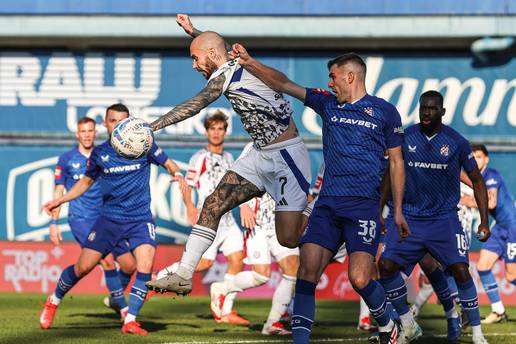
[
  {"xmin": 147, "ymin": 171, "xmax": 262, "ymax": 294},
  {"xmin": 418, "ymin": 254, "xmax": 461, "ymax": 341},
  {"xmin": 116, "ymin": 251, "xmax": 136, "ymax": 291},
  {"xmin": 293, "ymin": 243, "xmax": 333, "ymax": 344},
  {"xmin": 262, "ymin": 244, "xmax": 299, "ymax": 335},
  {"xmin": 411, "ymin": 272, "xmax": 433, "ymax": 319},
  {"xmin": 100, "ymin": 253, "xmax": 128, "ymax": 313},
  {"xmin": 40, "ymin": 248, "xmax": 103, "ymax": 329},
  {"xmin": 477, "ymin": 224, "xmax": 507, "ymax": 323}
]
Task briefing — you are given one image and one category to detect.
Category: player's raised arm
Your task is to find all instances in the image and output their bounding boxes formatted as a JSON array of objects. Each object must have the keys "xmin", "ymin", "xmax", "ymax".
[
  {"xmin": 176, "ymin": 14, "xmax": 233, "ymax": 52},
  {"xmin": 150, "ymin": 74, "xmax": 225, "ymax": 131},
  {"xmin": 231, "ymin": 43, "xmax": 306, "ymax": 102},
  {"xmin": 387, "ymin": 146, "xmax": 410, "ymax": 238},
  {"xmin": 42, "ymin": 176, "xmax": 94, "ymax": 216}
]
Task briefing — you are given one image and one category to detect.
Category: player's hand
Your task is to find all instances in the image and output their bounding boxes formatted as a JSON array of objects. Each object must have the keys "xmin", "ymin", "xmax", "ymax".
[
  {"xmin": 476, "ymin": 223, "xmax": 490, "ymax": 242},
  {"xmin": 239, "ymin": 204, "xmax": 256, "ymax": 229},
  {"xmin": 229, "ymin": 43, "xmax": 252, "ymax": 64},
  {"xmin": 176, "ymin": 14, "xmax": 194, "ymax": 36},
  {"xmin": 394, "ymin": 212, "xmax": 410, "ymax": 239},
  {"xmin": 172, "ymin": 174, "xmax": 188, "ymax": 193},
  {"xmin": 49, "ymin": 224, "xmax": 62, "ymax": 246},
  {"xmin": 42, "ymin": 199, "xmax": 62, "ymax": 216},
  {"xmin": 186, "ymin": 205, "xmax": 198, "ymax": 226}
]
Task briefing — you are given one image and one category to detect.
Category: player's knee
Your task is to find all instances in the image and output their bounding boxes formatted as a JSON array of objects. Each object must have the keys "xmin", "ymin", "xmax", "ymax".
[
  {"xmin": 277, "ymin": 232, "xmax": 299, "ymax": 249},
  {"xmin": 419, "ymin": 255, "xmax": 439, "ymax": 275},
  {"xmin": 99, "ymin": 258, "xmax": 116, "ymax": 270},
  {"xmin": 136, "ymin": 259, "xmax": 154, "ymax": 274},
  {"xmin": 475, "ymin": 259, "xmax": 491, "ymax": 272},
  {"xmin": 449, "ymin": 263, "xmax": 471, "ymax": 284},
  {"xmin": 297, "ymin": 264, "xmax": 319, "ymax": 283},
  {"xmin": 252, "ymin": 265, "xmax": 271, "ymax": 278},
  {"xmin": 378, "ymin": 258, "xmax": 398, "ymax": 277},
  {"xmin": 349, "ymin": 274, "xmax": 370, "ymax": 290}
]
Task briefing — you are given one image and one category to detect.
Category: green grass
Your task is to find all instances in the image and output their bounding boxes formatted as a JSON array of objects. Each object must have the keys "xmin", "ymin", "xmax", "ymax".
[{"xmin": 1, "ymin": 293, "xmax": 515, "ymax": 344}]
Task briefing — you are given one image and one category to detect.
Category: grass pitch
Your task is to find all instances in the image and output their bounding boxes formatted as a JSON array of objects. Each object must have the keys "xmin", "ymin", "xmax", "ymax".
[{"xmin": 1, "ymin": 293, "xmax": 515, "ymax": 344}]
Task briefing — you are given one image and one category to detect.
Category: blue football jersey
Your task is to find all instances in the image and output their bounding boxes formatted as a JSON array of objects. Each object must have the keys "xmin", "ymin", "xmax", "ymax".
[
  {"xmin": 482, "ymin": 167, "xmax": 516, "ymax": 227},
  {"xmin": 305, "ymin": 89, "xmax": 403, "ymax": 199},
  {"xmin": 85, "ymin": 141, "xmax": 168, "ymax": 221},
  {"xmin": 55, "ymin": 146, "xmax": 102, "ymax": 220},
  {"xmin": 402, "ymin": 124, "xmax": 477, "ymax": 219}
]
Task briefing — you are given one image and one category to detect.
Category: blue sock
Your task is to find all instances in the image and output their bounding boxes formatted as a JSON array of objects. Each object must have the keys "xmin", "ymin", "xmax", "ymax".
[
  {"xmin": 118, "ymin": 269, "xmax": 133, "ymax": 291},
  {"xmin": 104, "ymin": 269, "xmax": 127, "ymax": 309},
  {"xmin": 457, "ymin": 279, "xmax": 481, "ymax": 326},
  {"xmin": 128, "ymin": 272, "xmax": 151, "ymax": 317},
  {"xmin": 292, "ymin": 279, "xmax": 316, "ymax": 344},
  {"xmin": 478, "ymin": 270, "xmax": 501, "ymax": 303},
  {"xmin": 356, "ymin": 280, "xmax": 391, "ymax": 327},
  {"xmin": 55, "ymin": 265, "xmax": 80, "ymax": 299},
  {"xmin": 511, "ymin": 279, "xmax": 516, "ymax": 287},
  {"xmin": 388, "ymin": 302, "xmax": 400, "ymax": 321},
  {"xmin": 379, "ymin": 272, "xmax": 409, "ymax": 317},
  {"xmin": 427, "ymin": 269, "xmax": 454, "ymax": 315},
  {"xmin": 446, "ymin": 272, "xmax": 459, "ymax": 301}
]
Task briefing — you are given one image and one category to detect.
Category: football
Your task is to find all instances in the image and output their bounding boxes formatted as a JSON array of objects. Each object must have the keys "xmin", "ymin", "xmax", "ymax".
[{"xmin": 110, "ymin": 117, "xmax": 154, "ymax": 159}]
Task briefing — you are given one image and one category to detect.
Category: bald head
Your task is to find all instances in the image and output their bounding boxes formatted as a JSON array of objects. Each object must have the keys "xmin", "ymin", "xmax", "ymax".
[{"xmin": 191, "ymin": 31, "xmax": 227, "ymax": 52}]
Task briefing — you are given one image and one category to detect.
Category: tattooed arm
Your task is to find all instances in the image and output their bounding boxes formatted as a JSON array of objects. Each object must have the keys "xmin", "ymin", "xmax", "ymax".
[
  {"xmin": 150, "ymin": 74, "xmax": 225, "ymax": 131},
  {"xmin": 176, "ymin": 14, "xmax": 233, "ymax": 52}
]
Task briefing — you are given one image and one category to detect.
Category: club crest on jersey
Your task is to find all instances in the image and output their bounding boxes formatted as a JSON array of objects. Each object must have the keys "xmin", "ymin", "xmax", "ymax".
[
  {"xmin": 87, "ymin": 230, "xmax": 96, "ymax": 242},
  {"xmin": 408, "ymin": 145, "xmax": 417, "ymax": 153},
  {"xmin": 440, "ymin": 144, "xmax": 449, "ymax": 156},
  {"xmin": 363, "ymin": 107, "xmax": 374, "ymax": 116},
  {"xmin": 101, "ymin": 154, "xmax": 110, "ymax": 162},
  {"xmin": 72, "ymin": 162, "xmax": 80, "ymax": 169}
]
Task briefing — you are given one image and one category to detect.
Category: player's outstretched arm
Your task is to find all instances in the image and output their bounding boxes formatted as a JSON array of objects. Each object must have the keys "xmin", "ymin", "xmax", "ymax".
[
  {"xmin": 176, "ymin": 14, "xmax": 233, "ymax": 52},
  {"xmin": 42, "ymin": 176, "xmax": 94, "ymax": 216},
  {"xmin": 150, "ymin": 74, "xmax": 225, "ymax": 131},
  {"xmin": 467, "ymin": 168, "xmax": 490, "ymax": 241},
  {"xmin": 387, "ymin": 146, "xmax": 410, "ymax": 238},
  {"xmin": 230, "ymin": 43, "xmax": 306, "ymax": 102}
]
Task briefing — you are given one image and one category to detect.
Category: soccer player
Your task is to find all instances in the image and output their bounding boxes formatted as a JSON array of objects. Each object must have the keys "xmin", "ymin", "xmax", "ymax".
[
  {"xmin": 146, "ymin": 14, "xmax": 311, "ymax": 296},
  {"xmin": 209, "ymin": 142, "xmax": 300, "ymax": 335},
  {"xmin": 49, "ymin": 115, "xmax": 136, "ymax": 313},
  {"xmin": 462, "ymin": 144, "xmax": 516, "ymax": 324},
  {"xmin": 157, "ymin": 111, "xmax": 248, "ymax": 325},
  {"xmin": 40, "ymin": 105, "xmax": 185, "ymax": 335},
  {"xmin": 231, "ymin": 45, "xmax": 408, "ymax": 344},
  {"xmin": 379, "ymin": 90, "xmax": 490, "ymax": 344}
]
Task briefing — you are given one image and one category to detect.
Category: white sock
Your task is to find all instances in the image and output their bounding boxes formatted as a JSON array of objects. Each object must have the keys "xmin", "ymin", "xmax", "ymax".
[
  {"xmin": 414, "ymin": 281, "xmax": 433, "ymax": 309},
  {"xmin": 400, "ymin": 311, "xmax": 414, "ymax": 328},
  {"xmin": 222, "ymin": 274, "xmax": 236, "ymax": 315},
  {"xmin": 359, "ymin": 297, "xmax": 370, "ymax": 319},
  {"xmin": 491, "ymin": 300, "xmax": 505, "ymax": 314},
  {"xmin": 472, "ymin": 325, "xmax": 483, "ymax": 337},
  {"xmin": 50, "ymin": 293, "xmax": 61, "ymax": 306},
  {"xmin": 124, "ymin": 313, "xmax": 136, "ymax": 324},
  {"xmin": 225, "ymin": 271, "xmax": 269, "ymax": 293},
  {"xmin": 266, "ymin": 274, "xmax": 296, "ymax": 324},
  {"xmin": 177, "ymin": 225, "xmax": 217, "ymax": 279},
  {"xmin": 379, "ymin": 319, "xmax": 394, "ymax": 333}
]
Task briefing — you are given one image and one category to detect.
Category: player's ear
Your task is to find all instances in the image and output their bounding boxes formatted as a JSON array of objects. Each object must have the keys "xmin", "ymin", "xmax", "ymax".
[
  {"xmin": 348, "ymin": 71, "xmax": 355, "ymax": 84},
  {"xmin": 441, "ymin": 107, "xmax": 446, "ymax": 117}
]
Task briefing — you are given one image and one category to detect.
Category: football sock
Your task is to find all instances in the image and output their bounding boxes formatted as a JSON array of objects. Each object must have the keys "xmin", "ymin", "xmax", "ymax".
[
  {"xmin": 176, "ymin": 225, "xmax": 217, "ymax": 280},
  {"xmin": 292, "ymin": 279, "xmax": 316, "ymax": 344},
  {"xmin": 53, "ymin": 265, "xmax": 81, "ymax": 302},
  {"xmin": 356, "ymin": 279, "xmax": 392, "ymax": 330},
  {"xmin": 104, "ymin": 268, "xmax": 127, "ymax": 309},
  {"xmin": 127, "ymin": 272, "xmax": 151, "ymax": 322},
  {"xmin": 267, "ymin": 274, "xmax": 296, "ymax": 324},
  {"xmin": 427, "ymin": 268, "xmax": 457, "ymax": 318},
  {"xmin": 457, "ymin": 278, "xmax": 481, "ymax": 326}
]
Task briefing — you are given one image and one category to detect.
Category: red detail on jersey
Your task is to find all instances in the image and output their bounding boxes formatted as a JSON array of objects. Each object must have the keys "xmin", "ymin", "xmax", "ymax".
[
  {"xmin": 253, "ymin": 198, "xmax": 260, "ymax": 215},
  {"xmin": 311, "ymin": 88, "xmax": 331, "ymax": 95},
  {"xmin": 314, "ymin": 176, "xmax": 323, "ymax": 191},
  {"xmin": 54, "ymin": 166, "xmax": 62, "ymax": 180},
  {"xmin": 197, "ymin": 157, "xmax": 207, "ymax": 189}
]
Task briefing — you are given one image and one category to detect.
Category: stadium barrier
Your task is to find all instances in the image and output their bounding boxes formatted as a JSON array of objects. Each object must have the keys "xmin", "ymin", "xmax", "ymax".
[{"xmin": 1, "ymin": 241, "xmax": 514, "ymax": 305}]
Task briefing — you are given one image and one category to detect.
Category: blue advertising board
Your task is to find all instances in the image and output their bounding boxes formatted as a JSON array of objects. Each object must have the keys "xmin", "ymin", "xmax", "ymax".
[{"xmin": 1, "ymin": 51, "xmax": 516, "ymax": 142}]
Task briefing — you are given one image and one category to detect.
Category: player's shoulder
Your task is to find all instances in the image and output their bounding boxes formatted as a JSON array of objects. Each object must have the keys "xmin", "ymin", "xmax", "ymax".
[
  {"xmin": 404, "ymin": 123, "xmax": 420, "ymax": 136},
  {"xmin": 484, "ymin": 167, "xmax": 502, "ymax": 180},
  {"xmin": 222, "ymin": 150, "xmax": 234, "ymax": 160},
  {"xmin": 91, "ymin": 140, "xmax": 111, "ymax": 155},
  {"xmin": 190, "ymin": 148, "xmax": 208, "ymax": 162},
  {"xmin": 59, "ymin": 146, "xmax": 79, "ymax": 161},
  {"xmin": 209, "ymin": 58, "xmax": 238, "ymax": 82},
  {"xmin": 364, "ymin": 94, "xmax": 398, "ymax": 113},
  {"xmin": 441, "ymin": 125, "xmax": 469, "ymax": 144}
]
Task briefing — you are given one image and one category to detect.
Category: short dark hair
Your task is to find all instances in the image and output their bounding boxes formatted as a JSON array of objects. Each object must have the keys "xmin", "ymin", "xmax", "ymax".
[
  {"xmin": 472, "ymin": 144, "xmax": 489, "ymax": 157},
  {"xmin": 77, "ymin": 116, "xmax": 96, "ymax": 126},
  {"xmin": 420, "ymin": 90, "xmax": 444, "ymax": 107},
  {"xmin": 204, "ymin": 111, "xmax": 229, "ymax": 131},
  {"xmin": 105, "ymin": 103, "xmax": 130, "ymax": 118},
  {"xmin": 327, "ymin": 53, "xmax": 367, "ymax": 75}
]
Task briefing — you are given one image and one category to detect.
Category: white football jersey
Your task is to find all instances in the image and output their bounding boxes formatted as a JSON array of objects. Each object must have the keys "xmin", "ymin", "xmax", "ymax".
[
  {"xmin": 246, "ymin": 193, "xmax": 276, "ymax": 232},
  {"xmin": 208, "ymin": 58, "xmax": 293, "ymax": 148},
  {"xmin": 186, "ymin": 148, "xmax": 236, "ymax": 227}
]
